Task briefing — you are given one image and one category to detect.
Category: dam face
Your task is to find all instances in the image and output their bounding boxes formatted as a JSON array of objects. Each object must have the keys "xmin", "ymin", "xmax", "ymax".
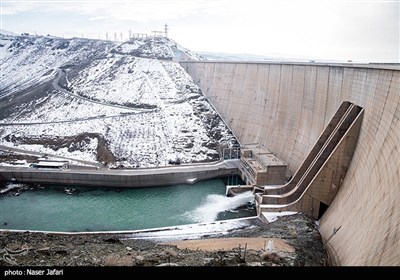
[{"xmin": 180, "ymin": 61, "xmax": 400, "ymax": 266}]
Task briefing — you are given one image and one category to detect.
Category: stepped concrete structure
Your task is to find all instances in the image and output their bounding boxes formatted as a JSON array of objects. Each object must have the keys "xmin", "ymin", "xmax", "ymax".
[
  {"xmin": 180, "ymin": 61, "xmax": 400, "ymax": 266},
  {"xmin": 239, "ymin": 143, "xmax": 287, "ymax": 186},
  {"xmin": 256, "ymin": 101, "xmax": 364, "ymax": 219}
]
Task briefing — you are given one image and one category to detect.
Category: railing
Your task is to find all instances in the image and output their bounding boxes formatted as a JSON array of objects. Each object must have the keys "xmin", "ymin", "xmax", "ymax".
[
  {"xmin": 239, "ymin": 160, "xmax": 256, "ymax": 178},
  {"xmin": 238, "ymin": 163, "xmax": 256, "ymax": 185}
]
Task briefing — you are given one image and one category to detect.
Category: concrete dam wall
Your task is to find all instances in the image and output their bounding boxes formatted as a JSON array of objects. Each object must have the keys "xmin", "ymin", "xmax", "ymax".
[{"xmin": 180, "ymin": 61, "xmax": 400, "ymax": 266}]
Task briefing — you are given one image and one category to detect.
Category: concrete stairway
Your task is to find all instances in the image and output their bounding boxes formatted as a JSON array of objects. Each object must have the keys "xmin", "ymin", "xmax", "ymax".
[{"xmin": 255, "ymin": 101, "xmax": 364, "ymax": 219}]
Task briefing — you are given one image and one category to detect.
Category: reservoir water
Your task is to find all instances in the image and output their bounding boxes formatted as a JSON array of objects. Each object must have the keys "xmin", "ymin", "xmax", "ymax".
[{"xmin": 0, "ymin": 178, "xmax": 256, "ymax": 232}]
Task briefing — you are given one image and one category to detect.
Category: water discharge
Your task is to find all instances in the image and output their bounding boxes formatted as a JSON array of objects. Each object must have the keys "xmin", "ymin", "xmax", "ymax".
[{"xmin": 186, "ymin": 191, "xmax": 255, "ymax": 223}]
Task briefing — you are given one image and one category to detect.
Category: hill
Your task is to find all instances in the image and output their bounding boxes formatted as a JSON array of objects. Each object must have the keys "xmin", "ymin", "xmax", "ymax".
[{"xmin": 0, "ymin": 34, "xmax": 235, "ymax": 168}]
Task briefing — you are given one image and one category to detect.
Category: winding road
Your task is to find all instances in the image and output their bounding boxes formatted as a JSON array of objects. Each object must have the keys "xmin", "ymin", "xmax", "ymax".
[
  {"xmin": 0, "ymin": 69, "xmax": 158, "ymax": 126},
  {"xmin": 53, "ymin": 69, "xmax": 153, "ymax": 112}
]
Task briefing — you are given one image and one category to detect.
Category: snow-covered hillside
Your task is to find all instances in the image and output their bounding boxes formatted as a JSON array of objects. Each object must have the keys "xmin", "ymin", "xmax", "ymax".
[
  {"xmin": 114, "ymin": 37, "xmax": 202, "ymax": 61},
  {"xmin": 0, "ymin": 34, "xmax": 236, "ymax": 168},
  {"xmin": 0, "ymin": 34, "xmax": 114, "ymax": 97}
]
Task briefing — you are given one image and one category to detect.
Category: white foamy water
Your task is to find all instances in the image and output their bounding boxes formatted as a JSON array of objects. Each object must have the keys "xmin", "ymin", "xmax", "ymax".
[{"xmin": 186, "ymin": 191, "xmax": 255, "ymax": 223}]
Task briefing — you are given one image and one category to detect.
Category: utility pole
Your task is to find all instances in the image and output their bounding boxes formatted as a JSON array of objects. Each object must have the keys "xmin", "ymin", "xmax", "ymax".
[
  {"xmin": 106, "ymin": 32, "xmax": 109, "ymax": 41},
  {"xmin": 114, "ymin": 32, "xmax": 117, "ymax": 42},
  {"xmin": 129, "ymin": 29, "xmax": 132, "ymax": 40},
  {"xmin": 120, "ymin": 32, "xmax": 123, "ymax": 42},
  {"xmin": 164, "ymin": 23, "xmax": 168, "ymax": 38}
]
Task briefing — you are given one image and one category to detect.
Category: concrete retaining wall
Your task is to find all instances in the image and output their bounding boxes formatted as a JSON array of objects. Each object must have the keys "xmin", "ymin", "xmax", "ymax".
[
  {"xmin": 180, "ymin": 61, "xmax": 400, "ymax": 266},
  {"xmin": 0, "ymin": 167, "xmax": 238, "ymax": 188}
]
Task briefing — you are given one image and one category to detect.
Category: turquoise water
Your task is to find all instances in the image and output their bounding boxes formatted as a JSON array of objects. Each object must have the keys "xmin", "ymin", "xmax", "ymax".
[{"xmin": 0, "ymin": 178, "xmax": 255, "ymax": 232}]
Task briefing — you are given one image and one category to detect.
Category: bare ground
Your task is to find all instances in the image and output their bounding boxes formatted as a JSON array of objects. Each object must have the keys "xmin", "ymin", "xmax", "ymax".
[
  {"xmin": 0, "ymin": 214, "xmax": 327, "ymax": 267},
  {"xmin": 2, "ymin": 133, "xmax": 115, "ymax": 165}
]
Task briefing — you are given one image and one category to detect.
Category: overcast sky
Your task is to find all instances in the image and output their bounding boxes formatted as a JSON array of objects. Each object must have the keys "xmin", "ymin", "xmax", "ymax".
[{"xmin": 1, "ymin": 0, "xmax": 399, "ymax": 62}]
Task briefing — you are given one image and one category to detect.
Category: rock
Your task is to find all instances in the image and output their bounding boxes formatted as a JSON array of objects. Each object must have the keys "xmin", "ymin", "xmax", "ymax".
[
  {"xmin": 36, "ymin": 247, "xmax": 51, "ymax": 255},
  {"xmin": 53, "ymin": 246, "xmax": 69, "ymax": 255},
  {"xmin": 163, "ymin": 248, "xmax": 177, "ymax": 257},
  {"xmin": 246, "ymin": 262, "xmax": 264, "ymax": 267},
  {"xmin": 103, "ymin": 237, "xmax": 120, "ymax": 244},
  {"xmin": 156, "ymin": 263, "xmax": 179, "ymax": 267},
  {"xmin": 261, "ymin": 252, "xmax": 282, "ymax": 263},
  {"xmin": 266, "ymin": 239, "xmax": 275, "ymax": 252},
  {"xmin": 202, "ymin": 257, "xmax": 214, "ymax": 263},
  {"xmin": 126, "ymin": 246, "xmax": 132, "ymax": 251}
]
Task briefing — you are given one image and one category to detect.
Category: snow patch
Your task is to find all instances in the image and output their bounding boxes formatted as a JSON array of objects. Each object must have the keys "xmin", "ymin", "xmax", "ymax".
[{"xmin": 261, "ymin": 211, "xmax": 298, "ymax": 223}]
